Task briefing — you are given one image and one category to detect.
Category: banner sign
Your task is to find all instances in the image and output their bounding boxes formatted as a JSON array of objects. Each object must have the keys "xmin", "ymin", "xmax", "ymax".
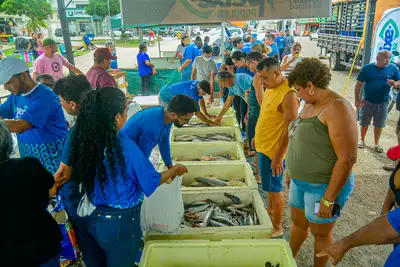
[
  {"xmin": 371, "ymin": 8, "xmax": 400, "ymax": 62},
  {"xmin": 121, "ymin": 0, "xmax": 332, "ymax": 25}
]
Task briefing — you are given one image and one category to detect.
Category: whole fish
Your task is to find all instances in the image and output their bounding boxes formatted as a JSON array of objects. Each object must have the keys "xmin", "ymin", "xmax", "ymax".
[
  {"xmin": 224, "ymin": 193, "xmax": 242, "ymax": 204},
  {"xmin": 190, "ymin": 181, "xmax": 210, "ymax": 187},
  {"xmin": 211, "ymin": 215, "xmax": 235, "ymax": 226},
  {"xmin": 248, "ymin": 213, "xmax": 254, "ymax": 225},
  {"xmin": 200, "ymin": 204, "xmax": 215, "ymax": 228},
  {"xmin": 195, "ymin": 177, "xmax": 228, "ymax": 187},
  {"xmin": 188, "ymin": 200, "xmax": 209, "ymax": 207},
  {"xmin": 209, "ymin": 219, "xmax": 228, "ymax": 227},
  {"xmin": 187, "ymin": 204, "xmax": 209, "ymax": 213}
]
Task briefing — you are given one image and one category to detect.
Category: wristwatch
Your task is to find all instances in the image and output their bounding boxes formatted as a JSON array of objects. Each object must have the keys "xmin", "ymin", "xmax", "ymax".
[{"xmin": 322, "ymin": 197, "xmax": 334, "ymax": 208}]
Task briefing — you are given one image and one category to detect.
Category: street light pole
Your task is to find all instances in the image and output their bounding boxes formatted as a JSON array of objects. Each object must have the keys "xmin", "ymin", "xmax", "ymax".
[
  {"xmin": 361, "ymin": 0, "xmax": 377, "ymax": 66},
  {"xmin": 107, "ymin": 0, "xmax": 116, "ymax": 54},
  {"xmin": 57, "ymin": 0, "xmax": 74, "ymax": 65}
]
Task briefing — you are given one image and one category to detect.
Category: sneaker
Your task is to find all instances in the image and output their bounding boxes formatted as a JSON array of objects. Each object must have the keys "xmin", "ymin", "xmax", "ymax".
[
  {"xmin": 358, "ymin": 141, "xmax": 365, "ymax": 149},
  {"xmin": 383, "ymin": 163, "xmax": 396, "ymax": 171}
]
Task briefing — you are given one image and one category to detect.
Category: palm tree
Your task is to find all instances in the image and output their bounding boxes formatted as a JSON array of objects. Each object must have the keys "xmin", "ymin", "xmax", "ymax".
[{"xmin": 26, "ymin": 19, "xmax": 48, "ymax": 33}]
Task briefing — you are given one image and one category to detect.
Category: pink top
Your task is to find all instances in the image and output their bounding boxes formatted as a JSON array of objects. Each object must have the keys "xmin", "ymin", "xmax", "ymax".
[
  {"xmin": 86, "ymin": 66, "xmax": 118, "ymax": 89},
  {"xmin": 33, "ymin": 53, "xmax": 70, "ymax": 81},
  {"xmin": 37, "ymin": 38, "xmax": 44, "ymax": 52}
]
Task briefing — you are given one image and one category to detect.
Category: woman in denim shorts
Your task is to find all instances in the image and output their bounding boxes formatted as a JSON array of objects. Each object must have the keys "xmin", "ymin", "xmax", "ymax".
[{"xmin": 285, "ymin": 58, "xmax": 358, "ymax": 267}]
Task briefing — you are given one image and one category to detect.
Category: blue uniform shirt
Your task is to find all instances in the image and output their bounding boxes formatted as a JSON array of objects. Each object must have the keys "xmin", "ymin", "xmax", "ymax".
[
  {"xmin": 137, "ymin": 52, "xmax": 152, "ymax": 77},
  {"xmin": 236, "ymin": 67, "xmax": 255, "ymax": 77},
  {"xmin": 182, "ymin": 43, "xmax": 201, "ymax": 68},
  {"xmin": 0, "ymin": 84, "xmax": 67, "ymax": 174},
  {"xmin": 242, "ymin": 43, "xmax": 252, "ymax": 54},
  {"xmin": 228, "ymin": 73, "xmax": 253, "ymax": 101},
  {"xmin": 385, "ymin": 208, "xmax": 400, "ymax": 266},
  {"xmin": 121, "ymin": 106, "xmax": 173, "ymax": 166},
  {"xmin": 276, "ymin": 36, "xmax": 285, "ymax": 49},
  {"xmin": 92, "ymin": 133, "xmax": 161, "ymax": 209},
  {"xmin": 268, "ymin": 43, "xmax": 280, "ymax": 58},
  {"xmin": 357, "ymin": 63, "xmax": 400, "ymax": 104},
  {"xmin": 58, "ymin": 129, "xmax": 81, "ymax": 200},
  {"xmin": 110, "ymin": 51, "xmax": 118, "ymax": 69},
  {"xmin": 159, "ymin": 81, "xmax": 203, "ymax": 109},
  {"xmin": 251, "ymin": 40, "xmax": 262, "ymax": 46}
]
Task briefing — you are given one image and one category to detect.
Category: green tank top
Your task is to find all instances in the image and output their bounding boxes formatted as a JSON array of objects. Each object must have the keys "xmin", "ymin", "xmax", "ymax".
[{"xmin": 286, "ymin": 113, "xmax": 338, "ymax": 184}]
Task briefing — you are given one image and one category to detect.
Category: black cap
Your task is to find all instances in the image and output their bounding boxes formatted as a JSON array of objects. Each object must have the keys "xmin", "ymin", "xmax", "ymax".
[{"xmin": 203, "ymin": 45, "xmax": 213, "ymax": 54}]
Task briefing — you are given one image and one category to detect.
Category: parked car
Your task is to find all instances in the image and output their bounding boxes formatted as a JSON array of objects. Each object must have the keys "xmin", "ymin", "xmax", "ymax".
[
  {"xmin": 113, "ymin": 29, "xmax": 133, "ymax": 37},
  {"xmin": 55, "ymin": 28, "xmax": 77, "ymax": 37},
  {"xmin": 309, "ymin": 29, "xmax": 319, "ymax": 40}
]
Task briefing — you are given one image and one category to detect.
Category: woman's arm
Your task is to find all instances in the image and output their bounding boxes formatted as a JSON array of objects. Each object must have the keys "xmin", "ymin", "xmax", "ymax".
[
  {"xmin": 382, "ymin": 188, "xmax": 395, "ymax": 215},
  {"xmin": 280, "ymin": 55, "xmax": 296, "ymax": 71},
  {"xmin": 319, "ymin": 100, "xmax": 358, "ymax": 217}
]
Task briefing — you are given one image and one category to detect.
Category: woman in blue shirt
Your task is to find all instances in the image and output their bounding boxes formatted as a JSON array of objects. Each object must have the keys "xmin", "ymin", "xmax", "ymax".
[
  {"xmin": 68, "ymin": 87, "xmax": 187, "ymax": 267},
  {"xmin": 137, "ymin": 43, "xmax": 155, "ymax": 95}
]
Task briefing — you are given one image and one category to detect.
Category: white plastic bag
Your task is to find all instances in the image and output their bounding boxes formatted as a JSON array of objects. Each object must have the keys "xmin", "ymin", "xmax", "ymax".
[{"xmin": 140, "ymin": 176, "xmax": 184, "ymax": 234}]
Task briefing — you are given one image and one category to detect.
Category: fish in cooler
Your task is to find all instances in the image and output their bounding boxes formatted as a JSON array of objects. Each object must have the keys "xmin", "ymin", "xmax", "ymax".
[
  {"xmin": 188, "ymin": 176, "xmax": 246, "ymax": 187},
  {"xmin": 173, "ymin": 153, "xmax": 237, "ymax": 162},
  {"xmin": 182, "ymin": 194, "xmax": 259, "ymax": 228},
  {"xmin": 175, "ymin": 133, "xmax": 235, "ymax": 142}
]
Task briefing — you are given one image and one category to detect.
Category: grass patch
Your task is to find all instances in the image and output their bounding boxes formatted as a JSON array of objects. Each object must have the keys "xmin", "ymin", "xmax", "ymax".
[{"xmin": 92, "ymin": 39, "xmax": 140, "ymax": 48}]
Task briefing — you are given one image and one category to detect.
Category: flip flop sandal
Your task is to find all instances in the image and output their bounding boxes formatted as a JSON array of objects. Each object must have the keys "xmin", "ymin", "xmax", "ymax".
[
  {"xmin": 358, "ymin": 141, "xmax": 365, "ymax": 149},
  {"xmin": 272, "ymin": 233, "xmax": 284, "ymax": 239},
  {"xmin": 374, "ymin": 145, "xmax": 384, "ymax": 153},
  {"xmin": 383, "ymin": 163, "xmax": 396, "ymax": 171}
]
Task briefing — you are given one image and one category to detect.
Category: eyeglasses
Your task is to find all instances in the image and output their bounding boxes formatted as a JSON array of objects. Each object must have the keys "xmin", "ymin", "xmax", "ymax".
[{"xmin": 289, "ymin": 118, "xmax": 302, "ymax": 138}]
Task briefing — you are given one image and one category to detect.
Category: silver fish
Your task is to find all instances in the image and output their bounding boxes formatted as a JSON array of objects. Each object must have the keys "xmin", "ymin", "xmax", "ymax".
[
  {"xmin": 188, "ymin": 200, "xmax": 209, "ymax": 207},
  {"xmin": 209, "ymin": 219, "xmax": 228, "ymax": 227},
  {"xmin": 200, "ymin": 204, "xmax": 215, "ymax": 228},
  {"xmin": 195, "ymin": 177, "xmax": 228, "ymax": 187},
  {"xmin": 211, "ymin": 215, "xmax": 235, "ymax": 226}
]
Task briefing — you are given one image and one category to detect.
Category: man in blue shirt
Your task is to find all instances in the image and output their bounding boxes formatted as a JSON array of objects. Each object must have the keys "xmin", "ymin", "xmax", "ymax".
[
  {"xmin": 121, "ymin": 95, "xmax": 198, "ymax": 167},
  {"xmin": 52, "ymin": 75, "xmax": 102, "ymax": 267},
  {"xmin": 137, "ymin": 43, "xmax": 155, "ymax": 95},
  {"xmin": 215, "ymin": 71, "xmax": 253, "ymax": 125},
  {"xmin": 356, "ymin": 50, "xmax": 400, "ymax": 153},
  {"xmin": 0, "ymin": 56, "xmax": 67, "ymax": 175},
  {"xmin": 242, "ymin": 35, "xmax": 252, "ymax": 54},
  {"xmin": 232, "ymin": 51, "xmax": 255, "ymax": 77},
  {"xmin": 317, "ymin": 207, "xmax": 400, "ymax": 266},
  {"xmin": 178, "ymin": 36, "xmax": 203, "ymax": 81},
  {"xmin": 159, "ymin": 80, "xmax": 216, "ymax": 126},
  {"xmin": 265, "ymin": 34, "xmax": 280, "ymax": 60},
  {"xmin": 275, "ymin": 31, "xmax": 285, "ymax": 60},
  {"xmin": 251, "ymin": 33, "xmax": 262, "ymax": 46}
]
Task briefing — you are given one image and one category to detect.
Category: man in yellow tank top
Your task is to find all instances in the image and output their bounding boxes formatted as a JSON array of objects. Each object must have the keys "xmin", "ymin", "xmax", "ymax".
[{"xmin": 254, "ymin": 57, "xmax": 299, "ymax": 238}]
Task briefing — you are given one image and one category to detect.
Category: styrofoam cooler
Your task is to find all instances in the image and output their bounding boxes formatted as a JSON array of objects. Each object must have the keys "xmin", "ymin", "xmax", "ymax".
[
  {"xmin": 158, "ymin": 162, "xmax": 257, "ymax": 191},
  {"xmin": 167, "ymin": 142, "xmax": 246, "ymax": 164},
  {"xmin": 144, "ymin": 190, "xmax": 273, "ymax": 241},
  {"xmin": 206, "ymin": 107, "xmax": 236, "ymax": 117},
  {"xmin": 170, "ymin": 126, "xmax": 244, "ymax": 145},
  {"xmin": 140, "ymin": 239, "xmax": 297, "ymax": 267}
]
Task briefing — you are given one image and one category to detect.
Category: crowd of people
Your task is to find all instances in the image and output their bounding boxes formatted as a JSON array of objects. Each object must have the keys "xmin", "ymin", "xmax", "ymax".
[{"xmin": 1, "ymin": 26, "xmax": 400, "ymax": 267}]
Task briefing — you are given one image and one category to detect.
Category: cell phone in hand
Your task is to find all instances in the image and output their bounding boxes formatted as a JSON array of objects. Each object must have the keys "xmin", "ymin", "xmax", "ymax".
[{"xmin": 314, "ymin": 203, "xmax": 341, "ymax": 217}]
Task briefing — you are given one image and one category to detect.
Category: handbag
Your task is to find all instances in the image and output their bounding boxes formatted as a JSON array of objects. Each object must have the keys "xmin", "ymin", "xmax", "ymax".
[
  {"xmin": 51, "ymin": 196, "xmax": 79, "ymax": 266},
  {"xmin": 77, "ymin": 193, "xmax": 96, "ymax": 217}
]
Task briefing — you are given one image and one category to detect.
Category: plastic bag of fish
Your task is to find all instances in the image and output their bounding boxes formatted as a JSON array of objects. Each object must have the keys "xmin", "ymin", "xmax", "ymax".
[
  {"xmin": 175, "ymin": 133, "xmax": 234, "ymax": 142},
  {"xmin": 181, "ymin": 193, "xmax": 259, "ymax": 228},
  {"xmin": 189, "ymin": 176, "xmax": 246, "ymax": 187}
]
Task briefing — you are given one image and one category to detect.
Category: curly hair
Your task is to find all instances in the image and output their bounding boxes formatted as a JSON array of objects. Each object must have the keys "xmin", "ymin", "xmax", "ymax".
[
  {"xmin": 69, "ymin": 87, "xmax": 127, "ymax": 196},
  {"xmin": 288, "ymin": 57, "xmax": 331, "ymax": 89}
]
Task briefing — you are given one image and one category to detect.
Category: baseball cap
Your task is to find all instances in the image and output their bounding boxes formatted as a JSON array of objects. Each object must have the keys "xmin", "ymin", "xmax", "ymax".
[
  {"xmin": 0, "ymin": 56, "xmax": 29, "ymax": 85},
  {"xmin": 94, "ymin": 48, "xmax": 117, "ymax": 61},
  {"xmin": 251, "ymin": 33, "xmax": 258, "ymax": 38},
  {"xmin": 43, "ymin": 38, "xmax": 57, "ymax": 47}
]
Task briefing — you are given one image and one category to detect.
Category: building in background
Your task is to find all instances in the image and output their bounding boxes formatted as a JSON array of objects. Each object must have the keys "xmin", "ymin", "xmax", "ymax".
[
  {"xmin": 48, "ymin": 0, "xmax": 104, "ymax": 37},
  {"xmin": 295, "ymin": 18, "xmax": 320, "ymax": 36}
]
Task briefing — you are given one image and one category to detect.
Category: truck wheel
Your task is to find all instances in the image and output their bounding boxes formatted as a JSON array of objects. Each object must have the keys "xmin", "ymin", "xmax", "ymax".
[{"xmin": 330, "ymin": 52, "xmax": 341, "ymax": 71}]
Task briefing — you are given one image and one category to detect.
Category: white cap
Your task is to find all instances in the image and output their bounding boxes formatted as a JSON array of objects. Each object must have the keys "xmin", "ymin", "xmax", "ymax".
[{"xmin": 0, "ymin": 56, "xmax": 29, "ymax": 85}]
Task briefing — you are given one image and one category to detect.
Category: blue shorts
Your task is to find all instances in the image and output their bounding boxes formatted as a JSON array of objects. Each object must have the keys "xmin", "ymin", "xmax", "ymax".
[
  {"xmin": 258, "ymin": 153, "xmax": 285, "ymax": 192},
  {"xmin": 289, "ymin": 173, "xmax": 355, "ymax": 224},
  {"xmin": 359, "ymin": 100, "xmax": 389, "ymax": 128}
]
